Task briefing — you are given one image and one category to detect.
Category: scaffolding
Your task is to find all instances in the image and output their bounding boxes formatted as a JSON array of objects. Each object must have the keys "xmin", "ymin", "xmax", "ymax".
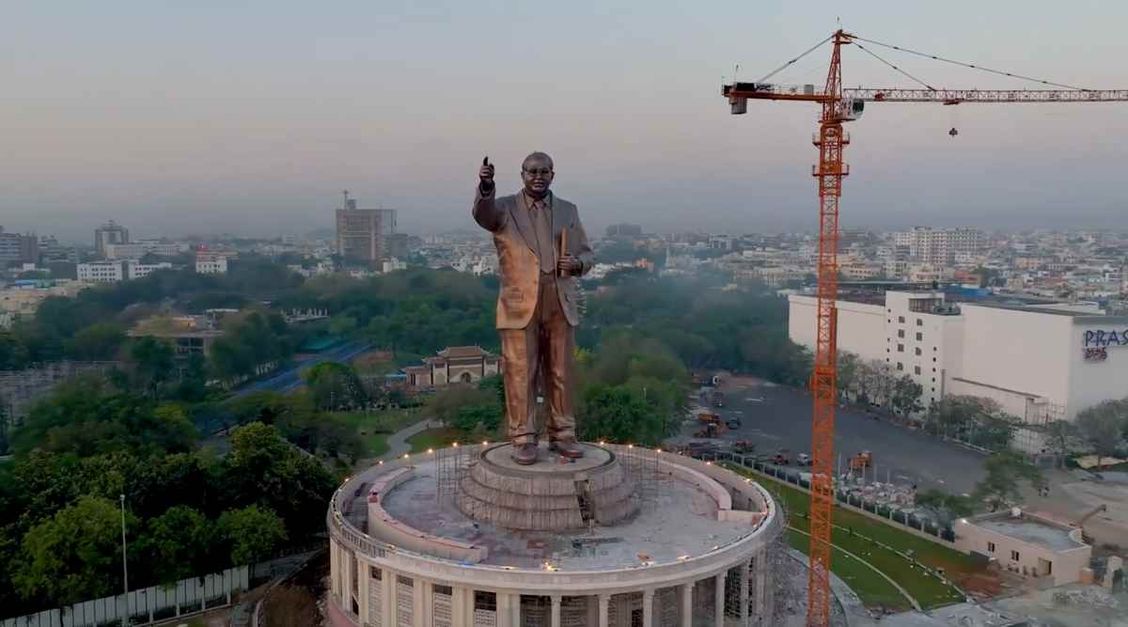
[{"xmin": 435, "ymin": 442, "xmax": 473, "ymax": 505}]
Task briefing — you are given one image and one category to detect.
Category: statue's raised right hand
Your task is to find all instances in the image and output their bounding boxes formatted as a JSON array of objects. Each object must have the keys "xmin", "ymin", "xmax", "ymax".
[{"xmin": 479, "ymin": 156, "xmax": 495, "ymax": 190}]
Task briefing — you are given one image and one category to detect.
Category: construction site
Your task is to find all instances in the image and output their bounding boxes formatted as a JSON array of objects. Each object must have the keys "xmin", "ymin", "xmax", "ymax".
[{"xmin": 325, "ymin": 441, "xmax": 790, "ymax": 626}]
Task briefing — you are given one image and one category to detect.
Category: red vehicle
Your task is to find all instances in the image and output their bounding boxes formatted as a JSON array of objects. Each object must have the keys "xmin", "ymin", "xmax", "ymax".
[{"xmin": 771, "ymin": 450, "xmax": 792, "ymax": 465}]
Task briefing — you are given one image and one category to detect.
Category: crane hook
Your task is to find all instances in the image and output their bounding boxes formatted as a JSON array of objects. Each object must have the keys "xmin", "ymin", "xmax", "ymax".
[{"xmin": 949, "ymin": 127, "xmax": 959, "ymax": 137}]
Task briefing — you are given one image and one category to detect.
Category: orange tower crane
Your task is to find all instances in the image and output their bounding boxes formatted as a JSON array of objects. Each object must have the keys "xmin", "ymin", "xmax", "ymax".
[{"xmin": 722, "ymin": 30, "xmax": 1128, "ymax": 626}]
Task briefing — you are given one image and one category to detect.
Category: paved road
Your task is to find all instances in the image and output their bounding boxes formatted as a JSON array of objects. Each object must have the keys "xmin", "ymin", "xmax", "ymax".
[
  {"xmin": 690, "ymin": 379, "xmax": 988, "ymax": 494},
  {"xmin": 233, "ymin": 341, "xmax": 373, "ymax": 397}
]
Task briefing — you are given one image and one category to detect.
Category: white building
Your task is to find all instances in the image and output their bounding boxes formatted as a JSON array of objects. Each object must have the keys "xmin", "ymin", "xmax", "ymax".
[
  {"xmin": 77, "ymin": 260, "xmax": 172, "ymax": 283},
  {"xmin": 195, "ymin": 253, "xmax": 229, "ymax": 274},
  {"xmin": 125, "ymin": 260, "xmax": 172, "ymax": 280},
  {"xmin": 77, "ymin": 261, "xmax": 124, "ymax": 283},
  {"xmin": 789, "ymin": 290, "xmax": 1128, "ymax": 426}
]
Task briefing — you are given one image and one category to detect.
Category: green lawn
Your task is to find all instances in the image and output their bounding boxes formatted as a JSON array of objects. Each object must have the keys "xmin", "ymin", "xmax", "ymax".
[
  {"xmin": 785, "ymin": 528, "xmax": 910, "ymax": 611},
  {"xmin": 333, "ymin": 409, "xmax": 422, "ymax": 458},
  {"xmin": 407, "ymin": 427, "xmax": 460, "ymax": 453},
  {"xmin": 726, "ymin": 463, "xmax": 976, "ymax": 609}
]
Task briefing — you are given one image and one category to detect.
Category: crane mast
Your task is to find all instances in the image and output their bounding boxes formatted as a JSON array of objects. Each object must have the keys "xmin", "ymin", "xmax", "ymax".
[
  {"xmin": 807, "ymin": 29, "xmax": 848, "ymax": 627},
  {"xmin": 721, "ymin": 29, "xmax": 1128, "ymax": 627}
]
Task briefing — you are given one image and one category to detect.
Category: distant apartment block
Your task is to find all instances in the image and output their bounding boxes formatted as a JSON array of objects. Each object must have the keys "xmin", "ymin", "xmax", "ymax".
[
  {"xmin": 335, "ymin": 192, "xmax": 396, "ymax": 266},
  {"xmin": 103, "ymin": 240, "xmax": 185, "ymax": 259},
  {"xmin": 94, "ymin": 220, "xmax": 130, "ymax": 257},
  {"xmin": 895, "ymin": 227, "xmax": 984, "ymax": 265}
]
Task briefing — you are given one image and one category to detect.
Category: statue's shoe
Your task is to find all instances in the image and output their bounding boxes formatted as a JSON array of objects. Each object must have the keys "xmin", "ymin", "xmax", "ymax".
[
  {"xmin": 549, "ymin": 439, "xmax": 584, "ymax": 459},
  {"xmin": 511, "ymin": 442, "xmax": 539, "ymax": 465}
]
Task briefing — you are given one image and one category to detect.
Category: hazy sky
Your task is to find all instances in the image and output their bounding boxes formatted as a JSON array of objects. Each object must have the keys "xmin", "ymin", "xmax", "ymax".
[{"xmin": 2, "ymin": 1, "xmax": 1126, "ymax": 242}]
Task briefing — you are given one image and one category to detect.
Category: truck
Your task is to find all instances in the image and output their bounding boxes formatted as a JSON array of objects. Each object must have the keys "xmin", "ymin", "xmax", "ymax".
[
  {"xmin": 848, "ymin": 450, "xmax": 873, "ymax": 471},
  {"xmin": 711, "ymin": 390, "xmax": 726, "ymax": 408}
]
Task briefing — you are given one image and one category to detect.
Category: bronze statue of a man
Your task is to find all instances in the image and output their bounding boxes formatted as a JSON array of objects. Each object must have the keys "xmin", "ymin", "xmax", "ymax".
[{"xmin": 473, "ymin": 152, "xmax": 594, "ymax": 465}]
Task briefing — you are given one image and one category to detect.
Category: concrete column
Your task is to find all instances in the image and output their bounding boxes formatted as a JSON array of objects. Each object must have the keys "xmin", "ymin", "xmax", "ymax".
[
  {"xmin": 642, "ymin": 589, "xmax": 654, "ymax": 627},
  {"xmin": 551, "ymin": 595, "xmax": 562, "ymax": 627},
  {"xmin": 329, "ymin": 541, "xmax": 339, "ymax": 603},
  {"xmin": 452, "ymin": 587, "xmax": 468, "ymax": 626},
  {"xmin": 357, "ymin": 563, "xmax": 369, "ymax": 623},
  {"xmin": 715, "ymin": 573, "xmax": 726, "ymax": 627},
  {"xmin": 681, "ymin": 583, "xmax": 693, "ymax": 627},
  {"xmin": 340, "ymin": 549, "xmax": 353, "ymax": 614},
  {"xmin": 382, "ymin": 570, "xmax": 395, "ymax": 627},
  {"xmin": 739, "ymin": 559, "xmax": 751, "ymax": 623},
  {"xmin": 598, "ymin": 593, "xmax": 611, "ymax": 627},
  {"xmin": 497, "ymin": 592, "xmax": 519, "ymax": 627},
  {"xmin": 416, "ymin": 579, "xmax": 430, "ymax": 626}
]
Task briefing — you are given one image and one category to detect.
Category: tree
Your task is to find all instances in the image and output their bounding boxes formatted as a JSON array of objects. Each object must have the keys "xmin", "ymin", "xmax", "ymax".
[
  {"xmin": 836, "ymin": 352, "xmax": 860, "ymax": 401},
  {"xmin": 136, "ymin": 505, "xmax": 215, "ymax": 584},
  {"xmin": 13, "ymin": 377, "xmax": 196, "ymax": 457},
  {"xmin": 222, "ymin": 423, "xmax": 336, "ymax": 540},
  {"xmin": 129, "ymin": 336, "xmax": 175, "ymax": 398},
  {"xmin": 64, "ymin": 322, "xmax": 126, "ymax": 361},
  {"xmin": 1041, "ymin": 420, "xmax": 1080, "ymax": 466},
  {"xmin": 577, "ymin": 384, "xmax": 664, "ymax": 445},
  {"xmin": 450, "ymin": 404, "xmax": 502, "ymax": 438},
  {"xmin": 426, "ymin": 385, "xmax": 497, "ymax": 425},
  {"xmin": 926, "ymin": 395, "xmax": 1017, "ymax": 450},
  {"xmin": 890, "ymin": 375, "xmax": 924, "ymax": 416},
  {"xmin": 12, "ymin": 496, "xmax": 133, "ymax": 605},
  {"xmin": 217, "ymin": 505, "xmax": 287, "ymax": 565},
  {"xmin": 304, "ymin": 361, "xmax": 367, "ymax": 411},
  {"xmin": 973, "ymin": 451, "xmax": 1043, "ymax": 511},
  {"xmin": 915, "ymin": 488, "xmax": 975, "ymax": 525},
  {"xmin": 1076, "ymin": 399, "xmax": 1128, "ymax": 468},
  {"xmin": 173, "ymin": 352, "xmax": 209, "ymax": 402}
]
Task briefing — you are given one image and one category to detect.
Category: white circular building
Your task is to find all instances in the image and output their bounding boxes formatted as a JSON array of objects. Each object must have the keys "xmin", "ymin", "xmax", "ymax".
[{"xmin": 326, "ymin": 442, "xmax": 784, "ymax": 626}]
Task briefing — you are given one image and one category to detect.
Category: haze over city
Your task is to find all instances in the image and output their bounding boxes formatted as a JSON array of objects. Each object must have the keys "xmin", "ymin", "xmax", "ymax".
[{"xmin": 2, "ymin": 0, "xmax": 1127, "ymax": 241}]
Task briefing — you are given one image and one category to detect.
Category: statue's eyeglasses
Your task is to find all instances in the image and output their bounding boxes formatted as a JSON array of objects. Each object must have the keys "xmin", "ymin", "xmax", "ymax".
[{"xmin": 522, "ymin": 168, "xmax": 553, "ymax": 176}]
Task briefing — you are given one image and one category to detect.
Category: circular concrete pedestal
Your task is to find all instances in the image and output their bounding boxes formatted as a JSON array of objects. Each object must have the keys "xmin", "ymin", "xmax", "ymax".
[{"xmin": 457, "ymin": 442, "xmax": 638, "ymax": 531}]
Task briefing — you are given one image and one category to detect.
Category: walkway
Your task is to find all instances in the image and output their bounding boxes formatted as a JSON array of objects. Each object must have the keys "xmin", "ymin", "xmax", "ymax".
[{"xmin": 381, "ymin": 419, "xmax": 442, "ymax": 460}]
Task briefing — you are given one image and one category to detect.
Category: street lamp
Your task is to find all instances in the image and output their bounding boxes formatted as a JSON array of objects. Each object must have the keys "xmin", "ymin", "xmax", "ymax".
[{"xmin": 120, "ymin": 494, "xmax": 129, "ymax": 627}]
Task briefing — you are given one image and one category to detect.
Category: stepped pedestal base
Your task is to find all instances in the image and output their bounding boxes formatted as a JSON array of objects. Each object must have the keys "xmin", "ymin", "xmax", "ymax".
[{"xmin": 457, "ymin": 442, "xmax": 638, "ymax": 531}]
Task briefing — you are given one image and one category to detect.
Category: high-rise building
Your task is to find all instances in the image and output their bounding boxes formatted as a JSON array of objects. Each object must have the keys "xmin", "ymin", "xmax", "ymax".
[
  {"xmin": 335, "ymin": 192, "xmax": 396, "ymax": 266},
  {"xmin": 94, "ymin": 220, "xmax": 130, "ymax": 257},
  {"xmin": 0, "ymin": 227, "xmax": 38, "ymax": 265}
]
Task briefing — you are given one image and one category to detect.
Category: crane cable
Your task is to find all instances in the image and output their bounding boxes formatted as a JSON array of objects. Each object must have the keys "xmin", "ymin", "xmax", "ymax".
[
  {"xmin": 850, "ymin": 35, "xmax": 1089, "ymax": 91},
  {"xmin": 756, "ymin": 33, "xmax": 836, "ymax": 83},
  {"xmin": 852, "ymin": 42, "xmax": 936, "ymax": 91}
]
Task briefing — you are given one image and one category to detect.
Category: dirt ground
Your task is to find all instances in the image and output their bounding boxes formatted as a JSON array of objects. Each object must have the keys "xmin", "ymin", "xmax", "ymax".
[{"xmin": 1019, "ymin": 470, "xmax": 1128, "ymax": 549}]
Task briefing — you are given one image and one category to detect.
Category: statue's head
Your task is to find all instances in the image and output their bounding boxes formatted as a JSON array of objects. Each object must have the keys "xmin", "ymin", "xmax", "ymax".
[{"xmin": 521, "ymin": 152, "xmax": 554, "ymax": 198}]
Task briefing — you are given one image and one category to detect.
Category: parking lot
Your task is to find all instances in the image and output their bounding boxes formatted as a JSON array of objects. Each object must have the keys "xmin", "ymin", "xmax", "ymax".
[{"xmin": 675, "ymin": 377, "xmax": 989, "ymax": 495}]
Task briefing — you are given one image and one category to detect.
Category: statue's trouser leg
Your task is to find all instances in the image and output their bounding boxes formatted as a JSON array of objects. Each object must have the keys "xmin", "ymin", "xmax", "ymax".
[
  {"xmin": 500, "ymin": 298, "xmax": 541, "ymax": 446},
  {"xmin": 539, "ymin": 275, "xmax": 576, "ymax": 442}
]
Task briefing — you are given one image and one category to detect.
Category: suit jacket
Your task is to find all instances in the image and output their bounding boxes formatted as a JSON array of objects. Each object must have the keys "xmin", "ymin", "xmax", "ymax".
[{"xmin": 473, "ymin": 186, "xmax": 594, "ymax": 330}]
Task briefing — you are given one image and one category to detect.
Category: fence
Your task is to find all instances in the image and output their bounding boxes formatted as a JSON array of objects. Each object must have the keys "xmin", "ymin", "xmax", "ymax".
[
  {"xmin": 1, "ymin": 566, "xmax": 249, "ymax": 627},
  {"xmin": 699, "ymin": 450, "xmax": 958, "ymax": 543}
]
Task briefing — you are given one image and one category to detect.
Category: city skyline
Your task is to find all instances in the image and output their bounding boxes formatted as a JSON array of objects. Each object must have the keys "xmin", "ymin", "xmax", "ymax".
[{"xmin": 2, "ymin": 1, "xmax": 1128, "ymax": 240}]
